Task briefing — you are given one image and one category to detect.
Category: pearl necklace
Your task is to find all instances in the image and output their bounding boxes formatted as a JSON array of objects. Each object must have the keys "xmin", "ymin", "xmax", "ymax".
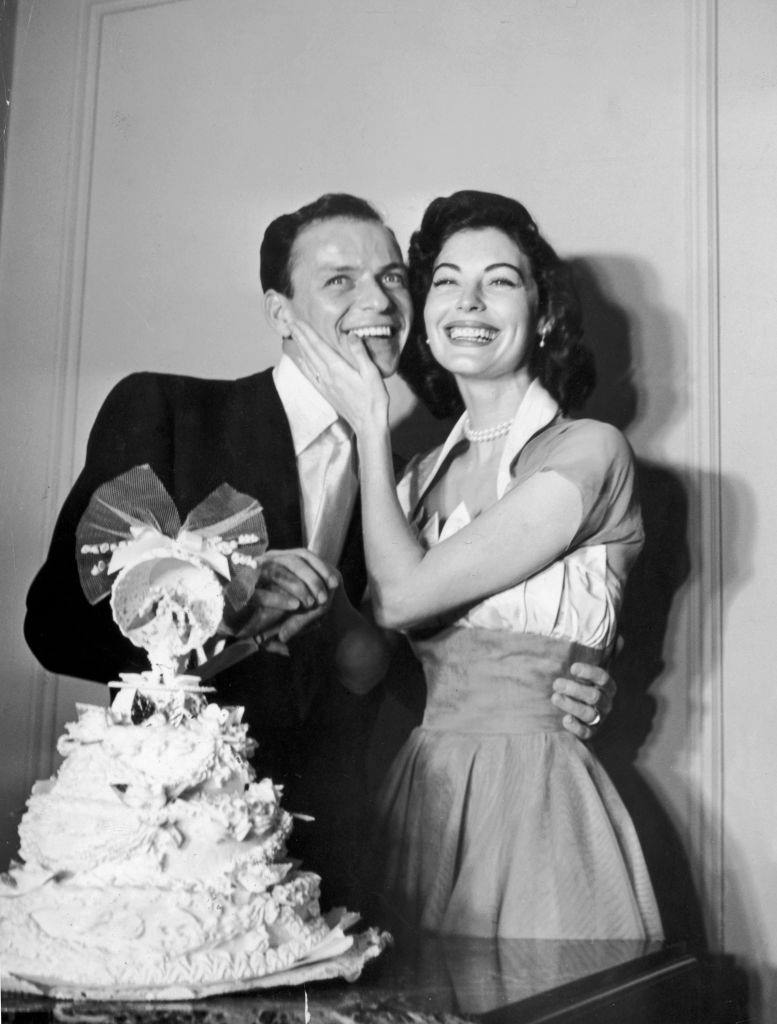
[{"xmin": 463, "ymin": 416, "xmax": 513, "ymax": 443}]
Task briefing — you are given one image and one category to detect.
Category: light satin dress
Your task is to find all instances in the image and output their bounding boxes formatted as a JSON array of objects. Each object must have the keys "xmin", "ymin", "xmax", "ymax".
[{"xmin": 374, "ymin": 381, "xmax": 663, "ymax": 940}]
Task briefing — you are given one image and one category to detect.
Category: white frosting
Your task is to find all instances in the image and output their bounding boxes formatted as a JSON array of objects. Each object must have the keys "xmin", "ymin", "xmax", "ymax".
[{"xmin": 0, "ymin": 687, "xmax": 334, "ymax": 990}]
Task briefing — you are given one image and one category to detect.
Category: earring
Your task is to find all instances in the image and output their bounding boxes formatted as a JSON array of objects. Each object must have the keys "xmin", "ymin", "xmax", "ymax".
[{"xmin": 538, "ymin": 322, "xmax": 553, "ymax": 349}]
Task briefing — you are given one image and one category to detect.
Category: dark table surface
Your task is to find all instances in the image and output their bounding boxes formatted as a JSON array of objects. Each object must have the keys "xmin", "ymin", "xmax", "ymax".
[{"xmin": 1, "ymin": 935, "xmax": 702, "ymax": 1024}]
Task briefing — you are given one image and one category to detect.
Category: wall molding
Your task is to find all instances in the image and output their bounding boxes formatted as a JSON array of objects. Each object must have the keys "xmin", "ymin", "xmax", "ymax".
[
  {"xmin": 684, "ymin": 0, "xmax": 724, "ymax": 951},
  {"xmin": 30, "ymin": 0, "xmax": 184, "ymax": 779}
]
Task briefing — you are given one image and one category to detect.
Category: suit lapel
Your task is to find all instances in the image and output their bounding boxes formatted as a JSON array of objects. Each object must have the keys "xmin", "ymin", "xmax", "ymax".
[{"xmin": 232, "ymin": 369, "xmax": 303, "ymax": 550}]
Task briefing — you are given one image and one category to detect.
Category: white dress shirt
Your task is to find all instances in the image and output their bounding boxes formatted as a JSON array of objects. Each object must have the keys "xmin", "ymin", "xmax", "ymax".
[{"xmin": 272, "ymin": 355, "xmax": 358, "ymax": 565}]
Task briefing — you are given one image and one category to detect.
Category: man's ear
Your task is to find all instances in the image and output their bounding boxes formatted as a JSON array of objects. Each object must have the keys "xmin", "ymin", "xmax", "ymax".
[{"xmin": 264, "ymin": 290, "xmax": 293, "ymax": 339}]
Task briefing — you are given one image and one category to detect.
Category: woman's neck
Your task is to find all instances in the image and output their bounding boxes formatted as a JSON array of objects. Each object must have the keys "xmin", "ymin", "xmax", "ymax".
[{"xmin": 456, "ymin": 371, "xmax": 532, "ymax": 431}]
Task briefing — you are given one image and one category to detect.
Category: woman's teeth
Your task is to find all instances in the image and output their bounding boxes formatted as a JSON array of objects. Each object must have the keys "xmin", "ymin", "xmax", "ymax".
[{"xmin": 448, "ymin": 326, "xmax": 498, "ymax": 343}]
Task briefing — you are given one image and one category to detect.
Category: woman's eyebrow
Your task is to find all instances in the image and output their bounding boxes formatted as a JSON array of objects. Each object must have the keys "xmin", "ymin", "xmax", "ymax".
[
  {"xmin": 484, "ymin": 262, "xmax": 521, "ymax": 274},
  {"xmin": 432, "ymin": 262, "xmax": 522, "ymax": 274}
]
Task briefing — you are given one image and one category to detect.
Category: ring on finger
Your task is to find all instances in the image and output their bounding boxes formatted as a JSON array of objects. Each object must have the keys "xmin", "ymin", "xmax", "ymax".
[{"xmin": 590, "ymin": 709, "xmax": 602, "ymax": 727}]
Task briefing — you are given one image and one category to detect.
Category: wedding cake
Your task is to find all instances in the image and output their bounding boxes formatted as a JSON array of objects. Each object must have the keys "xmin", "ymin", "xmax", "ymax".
[{"xmin": 0, "ymin": 467, "xmax": 384, "ymax": 999}]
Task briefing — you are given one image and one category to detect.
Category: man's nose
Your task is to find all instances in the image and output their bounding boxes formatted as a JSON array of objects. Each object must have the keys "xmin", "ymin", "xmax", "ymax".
[
  {"xmin": 456, "ymin": 283, "xmax": 485, "ymax": 311},
  {"xmin": 357, "ymin": 275, "xmax": 392, "ymax": 310}
]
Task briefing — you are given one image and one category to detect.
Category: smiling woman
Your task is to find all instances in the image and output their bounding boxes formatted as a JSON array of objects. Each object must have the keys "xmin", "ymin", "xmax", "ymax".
[
  {"xmin": 425, "ymin": 227, "xmax": 539, "ymax": 393},
  {"xmin": 290, "ymin": 189, "xmax": 662, "ymax": 941},
  {"xmin": 400, "ymin": 190, "xmax": 594, "ymax": 422}
]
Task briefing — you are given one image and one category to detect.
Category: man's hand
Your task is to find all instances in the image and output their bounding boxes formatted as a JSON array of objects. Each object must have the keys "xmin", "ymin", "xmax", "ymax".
[
  {"xmin": 219, "ymin": 549, "xmax": 340, "ymax": 647},
  {"xmin": 552, "ymin": 662, "xmax": 616, "ymax": 741}
]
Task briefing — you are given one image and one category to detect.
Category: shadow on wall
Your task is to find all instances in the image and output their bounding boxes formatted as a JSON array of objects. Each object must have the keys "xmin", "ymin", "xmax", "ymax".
[
  {"xmin": 571, "ymin": 256, "xmax": 707, "ymax": 947},
  {"xmin": 593, "ymin": 457, "xmax": 700, "ymax": 941}
]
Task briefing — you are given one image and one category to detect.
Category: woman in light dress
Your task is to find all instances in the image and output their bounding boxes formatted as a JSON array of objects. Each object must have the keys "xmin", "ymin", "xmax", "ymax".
[{"xmin": 291, "ymin": 190, "xmax": 662, "ymax": 940}]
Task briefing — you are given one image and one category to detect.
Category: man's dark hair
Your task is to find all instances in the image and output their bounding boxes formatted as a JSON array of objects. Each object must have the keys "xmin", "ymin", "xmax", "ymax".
[
  {"xmin": 399, "ymin": 189, "xmax": 596, "ymax": 417},
  {"xmin": 260, "ymin": 193, "xmax": 385, "ymax": 296}
]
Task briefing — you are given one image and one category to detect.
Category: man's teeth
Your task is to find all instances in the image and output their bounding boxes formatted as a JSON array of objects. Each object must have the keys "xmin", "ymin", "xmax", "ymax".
[
  {"xmin": 351, "ymin": 326, "xmax": 394, "ymax": 339},
  {"xmin": 448, "ymin": 326, "xmax": 498, "ymax": 343}
]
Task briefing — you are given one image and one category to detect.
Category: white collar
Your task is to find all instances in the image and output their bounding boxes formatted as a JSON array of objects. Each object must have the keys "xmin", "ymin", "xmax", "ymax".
[
  {"xmin": 273, "ymin": 354, "xmax": 340, "ymax": 455},
  {"xmin": 411, "ymin": 378, "xmax": 561, "ymax": 511}
]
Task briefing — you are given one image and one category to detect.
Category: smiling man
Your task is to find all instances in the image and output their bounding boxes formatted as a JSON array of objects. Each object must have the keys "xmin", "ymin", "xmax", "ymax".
[
  {"xmin": 264, "ymin": 212, "xmax": 411, "ymax": 378},
  {"xmin": 24, "ymin": 193, "xmax": 616, "ymax": 905},
  {"xmin": 258, "ymin": 198, "xmax": 412, "ymax": 574}
]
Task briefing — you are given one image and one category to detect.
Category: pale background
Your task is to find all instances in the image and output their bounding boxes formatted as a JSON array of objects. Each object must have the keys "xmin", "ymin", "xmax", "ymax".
[{"xmin": 0, "ymin": 0, "xmax": 775, "ymax": 1018}]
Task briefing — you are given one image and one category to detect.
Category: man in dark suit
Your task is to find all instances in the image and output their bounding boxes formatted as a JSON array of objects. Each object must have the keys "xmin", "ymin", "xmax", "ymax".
[{"xmin": 24, "ymin": 193, "xmax": 615, "ymax": 902}]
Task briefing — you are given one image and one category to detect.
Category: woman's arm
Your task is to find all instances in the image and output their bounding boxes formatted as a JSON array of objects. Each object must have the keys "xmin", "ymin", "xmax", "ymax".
[
  {"xmin": 289, "ymin": 322, "xmax": 583, "ymax": 632},
  {"xmin": 358, "ymin": 424, "xmax": 582, "ymax": 628}
]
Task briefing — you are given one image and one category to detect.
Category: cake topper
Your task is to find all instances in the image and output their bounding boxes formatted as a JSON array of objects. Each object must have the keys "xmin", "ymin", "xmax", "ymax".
[{"xmin": 75, "ymin": 464, "xmax": 268, "ymax": 686}]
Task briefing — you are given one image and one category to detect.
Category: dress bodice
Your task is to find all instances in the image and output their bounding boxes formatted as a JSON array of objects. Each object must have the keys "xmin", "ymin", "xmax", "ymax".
[
  {"xmin": 414, "ymin": 500, "xmax": 620, "ymax": 650},
  {"xmin": 397, "ymin": 380, "xmax": 643, "ymax": 654}
]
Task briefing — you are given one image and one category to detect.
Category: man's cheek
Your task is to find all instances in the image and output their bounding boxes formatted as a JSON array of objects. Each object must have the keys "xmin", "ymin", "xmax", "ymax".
[{"xmin": 332, "ymin": 328, "xmax": 359, "ymax": 363}]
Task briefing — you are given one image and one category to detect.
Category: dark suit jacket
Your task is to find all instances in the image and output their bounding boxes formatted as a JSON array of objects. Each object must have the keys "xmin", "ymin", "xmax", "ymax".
[{"xmin": 24, "ymin": 369, "xmax": 375, "ymax": 902}]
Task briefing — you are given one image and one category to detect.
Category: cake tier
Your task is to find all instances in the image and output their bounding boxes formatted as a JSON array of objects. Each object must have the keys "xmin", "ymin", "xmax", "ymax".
[{"xmin": 0, "ymin": 869, "xmax": 329, "ymax": 988}]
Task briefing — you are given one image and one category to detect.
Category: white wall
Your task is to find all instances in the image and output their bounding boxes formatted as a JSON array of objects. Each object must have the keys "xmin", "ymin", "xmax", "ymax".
[
  {"xmin": 718, "ymin": 1, "xmax": 777, "ymax": 1017},
  {"xmin": 1, "ymin": 0, "xmax": 773, "ymax": 1016}
]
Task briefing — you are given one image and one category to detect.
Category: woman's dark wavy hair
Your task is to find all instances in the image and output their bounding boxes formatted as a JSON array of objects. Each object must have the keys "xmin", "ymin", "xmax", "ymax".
[{"xmin": 398, "ymin": 190, "xmax": 595, "ymax": 417}]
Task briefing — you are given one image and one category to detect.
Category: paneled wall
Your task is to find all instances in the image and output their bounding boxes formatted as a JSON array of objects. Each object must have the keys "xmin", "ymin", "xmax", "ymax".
[{"xmin": 1, "ymin": 0, "xmax": 773, "ymax": 1017}]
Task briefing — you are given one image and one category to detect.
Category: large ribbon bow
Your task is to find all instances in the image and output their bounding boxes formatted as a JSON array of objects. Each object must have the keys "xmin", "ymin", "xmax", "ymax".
[{"xmin": 75, "ymin": 464, "xmax": 268, "ymax": 611}]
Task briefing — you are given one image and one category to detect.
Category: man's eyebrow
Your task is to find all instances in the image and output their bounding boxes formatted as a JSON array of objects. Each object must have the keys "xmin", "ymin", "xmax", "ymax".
[
  {"xmin": 316, "ymin": 263, "xmax": 358, "ymax": 274},
  {"xmin": 315, "ymin": 261, "xmax": 407, "ymax": 275}
]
